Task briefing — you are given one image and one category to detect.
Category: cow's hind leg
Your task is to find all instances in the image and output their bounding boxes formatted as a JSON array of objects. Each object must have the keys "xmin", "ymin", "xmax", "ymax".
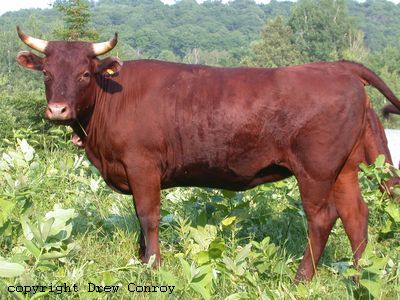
[
  {"xmin": 295, "ymin": 179, "xmax": 338, "ymax": 282},
  {"xmin": 334, "ymin": 166, "xmax": 368, "ymax": 269}
]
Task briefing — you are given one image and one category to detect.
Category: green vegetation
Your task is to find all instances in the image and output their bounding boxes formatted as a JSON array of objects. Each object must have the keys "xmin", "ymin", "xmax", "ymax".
[
  {"xmin": 53, "ymin": 0, "xmax": 99, "ymax": 40},
  {"xmin": 0, "ymin": 0, "xmax": 400, "ymax": 298},
  {"xmin": 0, "ymin": 136, "xmax": 399, "ymax": 299}
]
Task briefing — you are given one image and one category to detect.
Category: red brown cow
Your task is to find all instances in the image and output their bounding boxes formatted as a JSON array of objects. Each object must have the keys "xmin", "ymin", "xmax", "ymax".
[{"xmin": 16, "ymin": 27, "xmax": 400, "ymax": 282}]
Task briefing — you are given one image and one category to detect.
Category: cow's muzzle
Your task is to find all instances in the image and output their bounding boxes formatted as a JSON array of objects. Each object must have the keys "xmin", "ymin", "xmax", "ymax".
[{"xmin": 45, "ymin": 102, "xmax": 73, "ymax": 122}]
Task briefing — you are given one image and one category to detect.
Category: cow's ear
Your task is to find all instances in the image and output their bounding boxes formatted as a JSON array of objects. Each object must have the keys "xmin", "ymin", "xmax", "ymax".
[
  {"xmin": 16, "ymin": 51, "xmax": 44, "ymax": 71},
  {"xmin": 95, "ymin": 57, "xmax": 123, "ymax": 77}
]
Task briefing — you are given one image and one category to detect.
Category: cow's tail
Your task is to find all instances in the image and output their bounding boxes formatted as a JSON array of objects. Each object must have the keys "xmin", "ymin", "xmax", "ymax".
[
  {"xmin": 382, "ymin": 104, "xmax": 400, "ymax": 119},
  {"xmin": 339, "ymin": 60, "xmax": 400, "ymax": 112}
]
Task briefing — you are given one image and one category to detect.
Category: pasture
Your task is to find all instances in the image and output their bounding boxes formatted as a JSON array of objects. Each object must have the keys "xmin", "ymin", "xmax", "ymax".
[{"xmin": 0, "ymin": 128, "xmax": 399, "ymax": 299}]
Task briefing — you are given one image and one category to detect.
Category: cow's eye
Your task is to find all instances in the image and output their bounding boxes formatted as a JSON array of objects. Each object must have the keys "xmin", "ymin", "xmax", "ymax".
[{"xmin": 79, "ymin": 71, "xmax": 91, "ymax": 82}]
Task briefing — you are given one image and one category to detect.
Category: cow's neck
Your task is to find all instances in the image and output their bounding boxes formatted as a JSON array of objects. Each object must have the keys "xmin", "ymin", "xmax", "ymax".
[
  {"xmin": 72, "ymin": 75, "xmax": 118, "ymax": 148},
  {"xmin": 70, "ymin": 75, "xmax": 108, "ymax": 142}
]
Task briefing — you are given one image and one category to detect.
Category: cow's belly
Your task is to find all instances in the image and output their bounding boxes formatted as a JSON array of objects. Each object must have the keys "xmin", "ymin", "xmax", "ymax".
[{"xmin": 161, "ymin": 163, "xmax": 293, "ymax": 190}]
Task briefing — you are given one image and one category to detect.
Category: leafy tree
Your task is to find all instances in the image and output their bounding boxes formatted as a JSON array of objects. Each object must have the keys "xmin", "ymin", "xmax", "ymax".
[
  {"xmin": 157, "ymin": 50, "xmax": 179, "ymax": 62},
  {"xmin": 368, "ymin": 46, "xmax": 400, "ymax": 76},
  {"xmin": 53, "ymin": 0, "xmax": 98, "ymax": 41},
  {"xmin": 342, "ymin": 30, "xmax": 369, "ymax": 63},
  {"xmin": 348, "ymin": 0, "xmax": 400, "ymax": 52},
  {"xmin": 242, "ymin": 16, "xmax": 302, "ymax": 67},
  {"xmin": 289, "ymin": 0, "xmax": 357, "ymax": 61}
]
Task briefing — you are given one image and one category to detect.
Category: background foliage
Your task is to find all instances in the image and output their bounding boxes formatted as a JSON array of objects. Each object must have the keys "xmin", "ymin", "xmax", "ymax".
[{"xmin": 0, "ymin": 0, "xmax": 400, "ymax": 298}]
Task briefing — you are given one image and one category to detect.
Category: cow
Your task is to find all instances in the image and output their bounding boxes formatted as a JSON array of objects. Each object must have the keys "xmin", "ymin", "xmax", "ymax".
[{"xmin": 16, "ymin": 27, "xmax": 400, "ymax": 282}]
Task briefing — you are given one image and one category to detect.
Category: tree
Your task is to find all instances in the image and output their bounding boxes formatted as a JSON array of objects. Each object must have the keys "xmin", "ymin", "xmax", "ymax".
[
  {"xmin": 242, "ymin": 16, "xmax": 302, "ymax": 68},
  {"xmin": 288, "ymin": 0, "xmax": 357, "ymax": 62},
  {"xmin": 53, "ymin": 0, "xmax": 98, "ymax": 41},
  {"xmin": 368, "ymin": 46, "xmax": 400, "ymax": 76},
  {"xmin": 342, "ymin": 30, "xmax": 369, "ymax": 63}
]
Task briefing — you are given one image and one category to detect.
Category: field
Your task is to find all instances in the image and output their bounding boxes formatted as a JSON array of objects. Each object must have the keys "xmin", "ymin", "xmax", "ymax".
[{"xmin": 0, "ymin": 127, "xmax": 399, "ymax": 299}]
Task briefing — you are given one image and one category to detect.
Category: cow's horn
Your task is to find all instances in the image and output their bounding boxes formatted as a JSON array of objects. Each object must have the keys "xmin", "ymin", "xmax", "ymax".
[
  {"xmin": 16, "ymin": 26, "xmax": 48, "ymax": 53},
  {"xmin": 92, "ymin": 33, "xmax": 118, "ymax": 56}
]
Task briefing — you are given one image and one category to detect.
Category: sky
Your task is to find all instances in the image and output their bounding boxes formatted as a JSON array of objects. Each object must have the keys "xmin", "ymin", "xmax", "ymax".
[
  {"xmin": 1, "ymin": 0, "xmax": 399, "ymax": 16},
  {"xmin": 0, "ymin": 0, "xmax": 55, "ymax": 16}
]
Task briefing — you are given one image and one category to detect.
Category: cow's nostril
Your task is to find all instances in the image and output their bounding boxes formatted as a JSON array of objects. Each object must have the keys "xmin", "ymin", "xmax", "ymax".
[{"xmin": 61, "ymin": 106, "xmax": 66, "ymax": 114}]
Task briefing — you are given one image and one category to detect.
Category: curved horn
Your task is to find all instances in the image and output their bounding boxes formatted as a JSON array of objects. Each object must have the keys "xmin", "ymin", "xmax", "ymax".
[
  {"xmin": 92, "ymin": 33, "xmax": 118, "ymax": 56},
  {"xmin": 16, "ymin": 26, "xmax": 48, "ymax": 53}
]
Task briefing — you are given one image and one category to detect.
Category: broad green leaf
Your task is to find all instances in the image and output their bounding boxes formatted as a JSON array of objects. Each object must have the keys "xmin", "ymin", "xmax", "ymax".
[
  {"xmin": 29, "ymin": 221, "xmax": 44, "ymax": 247},
  {"xmin": 221, "ymin": 216, "xmax": 236, "ymax": 226},
  {"xmin": 195, "ymin": 251, "xmax": 210, "ymax": 265},
  {"xmin": 364, "ymin": 257, "xmax": 388, "ymax": 274},
  {"xmin": 375, "ymin": 154, "xmax": 385, "ymax": 168},
  {"xmin": 45, "ymin": 206, "xmax": 77, "ymax": 237},
  {"xmin": 23, "ymin": 239, "xmax": 41, "ymax": 259},
  {"xmin": 190, "ymin": 225, "xmax": 217, "ymax": 250},
  {"xmin": 41, "ymin": 217, "xmax": 55, "ymax": 242},
  {"xmin": 180, "ymin": 258, "xmax": 192, "ymax": 283},
  {"xmin": 273, "ymin": 261, "xmax": 290, "ymax": 275},
  {"xmin": 159, "ymin": 269, "xmax": 183, "ymax": 290},
  {"xmin": 21, "ymin": 216, "xmax": 34, "ymax": 241},
  {"xmin": 296, "ymin": 283, "xmax": 308, "ymax": 298},
  {"xmin": 40, "ymin": 249, "xmax": 71, "ymax": 260},
  {"xmin": 208, "ymin": 238, "xmax": 225, "ymax": 259},
  {"xmin": 385, "ymin": 202, "xmax": 400, "ymax": 223},
  {"xmin": 190, "ymin": 282, "xmax": 210, "ymax": 300},
  {"xmin": 236, "ymin": 244, "xmax": 252, "ymax": 263},
  {"xmin": 256, "ymin": 261, "xmax": 270, "ymax": 273},
  {"xmin": 222, "ymin": 256, "xmax": 236, "ymax": 273},
  {"xmin": 36, "ymin": 261, "xmax": 58, "ymax": 271},
  {"xmin": 192, "ymin": 264, "xmax": 212, "ymax": 285},
  {"xmin": 224, "ymin": 292, "xmax": 249, "ymax": 300},
  {"xmin": 0, "ymin": 261, "xmax": 24, "ymax": 278},
  {"xmin": 0, "ymin": 198, "xmax": 15, "ymax": 227},
  {"xmin": 222, "ymin": 190, "xmax": 236, "ymax": 199},
  {"xmin": 359, "ymin": 162, "xmax": 370, "ymax": 173},
  {"xmin": 360, "ymin": 278, "xmax": 382, "ymax": 299},
  {"xmin": 18, "ymin": 139, "xmax": 35, "ymax": 162}
]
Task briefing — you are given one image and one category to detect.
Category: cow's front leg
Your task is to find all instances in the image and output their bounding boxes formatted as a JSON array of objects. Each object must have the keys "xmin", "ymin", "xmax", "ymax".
[{"xmin": 128, "ymin": 166, "xmax": 161, "ymax": 267}]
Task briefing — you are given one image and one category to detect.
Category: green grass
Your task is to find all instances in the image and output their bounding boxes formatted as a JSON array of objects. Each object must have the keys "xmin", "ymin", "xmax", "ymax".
[{"xmin": 0, "ymin": 130, "xmax": 399, "ymax": 299}]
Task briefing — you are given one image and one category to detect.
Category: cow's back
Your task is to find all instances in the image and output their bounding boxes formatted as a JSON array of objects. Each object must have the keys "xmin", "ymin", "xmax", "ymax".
[{"xmin": 89, "ymin": 60, "xmax": 367, "ymax": 190}]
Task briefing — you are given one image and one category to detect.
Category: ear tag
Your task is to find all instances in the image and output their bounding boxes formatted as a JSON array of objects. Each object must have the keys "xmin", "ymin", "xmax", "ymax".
[{"xmin": 105, "ymin": 68, "xmax": 114, "ymax": 76}]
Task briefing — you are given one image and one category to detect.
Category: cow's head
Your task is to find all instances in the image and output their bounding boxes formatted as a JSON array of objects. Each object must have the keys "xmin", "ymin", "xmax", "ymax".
[{"xmin": 16, "ymin": 27, "xmax": 123, "ymax": 124}]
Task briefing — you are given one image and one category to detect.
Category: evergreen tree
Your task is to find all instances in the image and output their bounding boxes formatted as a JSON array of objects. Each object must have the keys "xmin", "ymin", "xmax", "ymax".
[{"xmin": 53, "ymin": 0, "xmax": 98, "ymax": 41}]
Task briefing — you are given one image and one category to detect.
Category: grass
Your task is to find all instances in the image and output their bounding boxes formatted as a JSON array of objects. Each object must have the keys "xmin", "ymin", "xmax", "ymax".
[{"xmin": 0, "ymin": 129, "xmax": 399, "ymax": 299}]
